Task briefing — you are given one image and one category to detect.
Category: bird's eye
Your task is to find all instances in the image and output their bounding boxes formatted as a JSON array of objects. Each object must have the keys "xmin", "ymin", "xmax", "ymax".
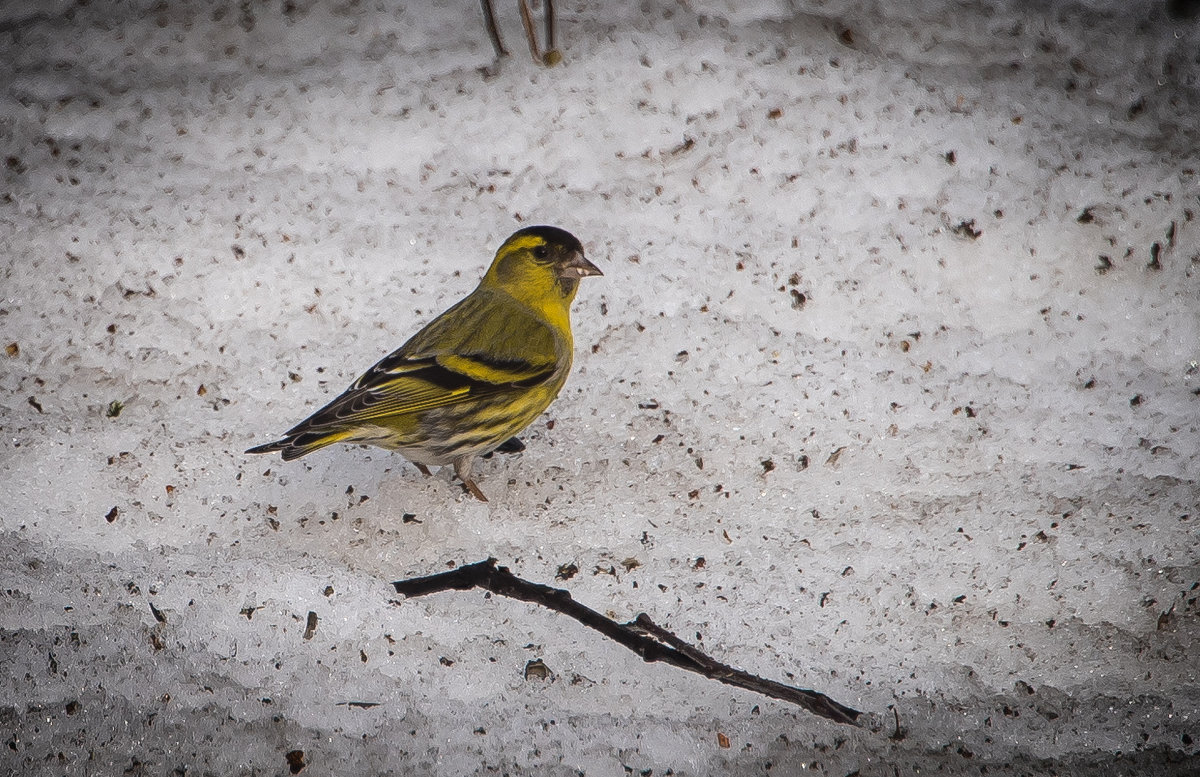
[{"xmin": 532, "ymin": 245, "xmax": 549, "ymax": 261}]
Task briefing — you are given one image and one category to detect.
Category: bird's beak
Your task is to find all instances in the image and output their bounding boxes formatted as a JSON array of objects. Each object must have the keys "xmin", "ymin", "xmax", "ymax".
[{"xmin": 559, "ymin": 251, "xmax": 603, "ymax": 279}]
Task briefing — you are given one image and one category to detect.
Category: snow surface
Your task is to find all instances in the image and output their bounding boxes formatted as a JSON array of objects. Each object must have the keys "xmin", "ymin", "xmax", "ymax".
[{"xmin": 2, "ymin": 0, "xmax": 1199, "ymax": 774}]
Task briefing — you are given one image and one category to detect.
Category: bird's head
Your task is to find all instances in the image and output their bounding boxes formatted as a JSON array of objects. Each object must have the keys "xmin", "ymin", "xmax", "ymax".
[{"xmin": 483, "ymin": 226, "xmax": 602, "ymax": 309}]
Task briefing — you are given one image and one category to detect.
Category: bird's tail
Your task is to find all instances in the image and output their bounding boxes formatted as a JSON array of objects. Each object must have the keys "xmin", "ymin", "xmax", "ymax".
[{"xmin": 245, "ymin": 429, "xmax": 356, "ymax": 461}]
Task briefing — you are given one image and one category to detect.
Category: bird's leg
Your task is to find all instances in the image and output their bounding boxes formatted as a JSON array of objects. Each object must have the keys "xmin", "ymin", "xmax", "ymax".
[
  {"xmin": 415, "ymin": 463, "xmax": 433, "ymax": 477},
  {"xmin": 480, "ymin": 0, "xmax": 507, "ymax": 58},
  {"xmin": 461, "ymin": 478, "xmax": 489, "ymax": 502},
  {"xmin": 454, "ymin": 457, "xmax": 489, "ymax": 502}
]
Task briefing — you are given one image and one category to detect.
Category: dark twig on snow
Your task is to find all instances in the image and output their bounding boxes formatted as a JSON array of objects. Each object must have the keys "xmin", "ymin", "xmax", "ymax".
[
  {"xmin": 392, "ymin": 558, "xmax": 862, "ymax": 726},
  {"xmin": 480, "ymin": 0, "xmax": 561, "ymax": 66}
]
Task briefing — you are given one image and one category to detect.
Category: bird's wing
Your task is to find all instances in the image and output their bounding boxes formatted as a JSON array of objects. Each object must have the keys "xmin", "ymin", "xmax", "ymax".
[
  {"xmin": 283, "ymin": 289, "xmax": 561, "ymax": 434},
  {"xmin": 358, "ymin": 288, "xmax": 561, "ymax": 387}
]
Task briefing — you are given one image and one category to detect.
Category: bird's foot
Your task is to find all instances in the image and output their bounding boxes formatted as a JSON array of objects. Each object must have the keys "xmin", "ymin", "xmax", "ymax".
[
  {"xmin": 483, "ymin": 437, "xmax": 526, "ymax": 458},
  {"xmin": 461, "ymin": 478, "xmax": 489, "ymax": 502}
]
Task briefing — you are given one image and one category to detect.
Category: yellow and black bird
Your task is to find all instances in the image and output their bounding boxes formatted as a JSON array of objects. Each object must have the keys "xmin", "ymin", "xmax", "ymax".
[{"xmin": 247, "ymin": 225, "xmax": 602, "ymax": 501}]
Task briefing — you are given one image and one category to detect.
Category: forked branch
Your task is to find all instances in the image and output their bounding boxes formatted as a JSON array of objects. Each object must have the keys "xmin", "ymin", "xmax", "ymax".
[{"xmin": 392, "ymin": 558, "xmax": 861, "ymax": 726}]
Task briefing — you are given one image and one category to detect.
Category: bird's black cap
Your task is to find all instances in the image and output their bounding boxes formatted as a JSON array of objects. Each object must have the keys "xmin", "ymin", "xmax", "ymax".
[{"xmin": 508, "ymin": 225, "xmax": 584, "ymax": 254}]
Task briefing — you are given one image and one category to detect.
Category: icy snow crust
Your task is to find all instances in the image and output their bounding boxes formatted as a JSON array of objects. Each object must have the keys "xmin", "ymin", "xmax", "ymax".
[{"xmin": 2, "ymin": 0, "xmax": 1198, "ymax": 774}]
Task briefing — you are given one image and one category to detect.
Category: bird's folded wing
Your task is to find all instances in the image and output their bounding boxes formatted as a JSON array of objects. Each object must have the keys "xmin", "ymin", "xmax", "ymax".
[
  {"xmin": 280, "ymin": 362, "xmax": 473, "ymax": 434},
  {"xmin": 359, "ymin": 289, "xmax": 561, "ymax": 389},
  {"xmin": 287, "ymin": 291, "xmax": 561, "ymax": 433}
]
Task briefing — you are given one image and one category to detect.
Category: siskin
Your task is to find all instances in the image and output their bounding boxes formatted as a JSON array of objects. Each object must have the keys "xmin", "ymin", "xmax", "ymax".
[{"xmin": 247, "ymin": 225, "xmax": 602, "ymax": 501}]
